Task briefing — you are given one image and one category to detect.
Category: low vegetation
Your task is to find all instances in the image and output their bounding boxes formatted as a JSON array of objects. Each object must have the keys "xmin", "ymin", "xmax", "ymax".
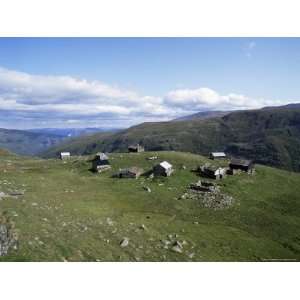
[{"xmin": 1, "ymin": 150, "xmax": 300, "ymax": 261}]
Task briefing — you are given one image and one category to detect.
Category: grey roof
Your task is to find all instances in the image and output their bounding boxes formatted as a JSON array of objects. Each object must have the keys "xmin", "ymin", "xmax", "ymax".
[
  {"xmin": 210, "ymin": 152, "xmax": 226, "ymax": 157},
  {"xmin": 159, "ymin": 161, "xmax": 172, "ymax": 170}
]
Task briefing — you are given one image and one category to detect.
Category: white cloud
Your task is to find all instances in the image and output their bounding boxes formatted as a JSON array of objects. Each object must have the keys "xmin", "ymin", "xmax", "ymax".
[
  {"xmin": 164, "ymin": 87, "xmax": 265, "ymax": 111},
  {"xmin": 0, "ymin": 66, "xmax": 296, "ymax": 128}
]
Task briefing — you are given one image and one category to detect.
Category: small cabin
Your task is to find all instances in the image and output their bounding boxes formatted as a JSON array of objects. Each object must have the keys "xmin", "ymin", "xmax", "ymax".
[
  {"xmin": 153, "ymin": 161, "xmax": 174, "ymax": 177},
  {"xmin": 92, "ymin": 153, "xmax": 111, "ymax": 173},
  {"xmin": 199, "ymin": 165, "xmax": 227, "ymax": 180},
  {"xmin": 128, "ymin": 144, "xmax": 145, "ymax": 153},
  {"xmin": 116, "ymin": 167, "xmax": 144, "ymax": 179},
  {"xmin": 60, "ymin": 152, "xmax": 70, "ymax": 160},
  {"xmin": 209, "ymin": 152, "xmax": 226, "ymax": 160},
  {"xmin": 229, "ymin": 158, "xmax": 254, "ymax": 173}
]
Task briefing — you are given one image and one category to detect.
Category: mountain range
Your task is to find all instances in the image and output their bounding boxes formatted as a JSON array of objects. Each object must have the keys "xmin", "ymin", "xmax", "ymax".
[
  {"xmin": 0, "ymin": 128, "xmax": 64, "ymax": 156},
  {"xmin": 41, "ymin": 105, "xmax": 300, "ymax": 172},
  {"xmin": 27, "ymin": 127, "xmax": 122, "ymax": 138}
]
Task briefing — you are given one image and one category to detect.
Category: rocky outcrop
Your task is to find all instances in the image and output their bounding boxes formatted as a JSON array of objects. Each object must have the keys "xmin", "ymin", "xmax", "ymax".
[{"xmin": 0, "ymin": 215, "xmax": 18, "ymax": 256}]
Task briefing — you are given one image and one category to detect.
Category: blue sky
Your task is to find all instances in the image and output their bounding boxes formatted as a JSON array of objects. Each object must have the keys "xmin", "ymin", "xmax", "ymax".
[{"xmin": 0, "ymin": 38, "xmax": 300, "ymax": 129}]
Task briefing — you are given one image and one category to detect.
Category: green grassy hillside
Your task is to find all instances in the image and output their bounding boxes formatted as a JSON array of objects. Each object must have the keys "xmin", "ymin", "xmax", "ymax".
[
  {"xmin": 1, "ymin": 150, "xmax": 300, "ymax": 261},
  {"xmin": 0, "ymin": 128, "xmax": 63, "ymax": 156},
  {"xmin": 41, "ymin": 108, "xmax": 300, "ymax": 172}
]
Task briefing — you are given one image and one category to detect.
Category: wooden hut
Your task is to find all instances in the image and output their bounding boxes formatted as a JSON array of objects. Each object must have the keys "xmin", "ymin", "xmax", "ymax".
[
  {"xmin": 153, "ymin": 161, "xmax": 174, "ymax": 177},
  {"xmin": 116, "ymin": 167, "xmax": 144, "ymax": 179},
  {"xmin": 92, "ymin": 153, "xmax": 111, "ymax": 173},
  {"xmin": 229, "ymin": 158, "xmax": 254, "ymax": 173},
  {"xmin": 199, "ymin": 165, "xmax": 227, "ymax": 180},
  {"xmin": 128, "ymin": 144, "xmax": 145, "ymax": 153}
]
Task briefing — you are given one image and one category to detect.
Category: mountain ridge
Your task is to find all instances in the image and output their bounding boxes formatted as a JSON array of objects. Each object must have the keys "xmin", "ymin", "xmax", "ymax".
[{"xmin": 41, "ymin": 106, "xmax": 300, "ymax": 172}]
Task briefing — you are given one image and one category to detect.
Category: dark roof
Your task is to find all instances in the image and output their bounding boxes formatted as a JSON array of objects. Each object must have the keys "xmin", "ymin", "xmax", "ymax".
[
  {"xmin": 230, "ymin": 158, "xmax": 253, "ymax": 167},
  {"xmin": 128, "ymin": 144, "xmax": 143, "ymax": 149}
]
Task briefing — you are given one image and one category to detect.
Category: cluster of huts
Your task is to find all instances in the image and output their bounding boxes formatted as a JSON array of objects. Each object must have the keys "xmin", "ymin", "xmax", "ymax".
[
  {"xmin": 59, "ymin": 146, "xmax": 254, "ymax": 181},
  {"xmin": 199, "ymin": 152, "xmax": 255, "ymax": 180},
  {"xmin": 81, "ymin": 143, "xmax": 173, "ymax": 178},
  {"xmin": 113, "ymin": 160, "xmax": 174, "ymax": 179}
]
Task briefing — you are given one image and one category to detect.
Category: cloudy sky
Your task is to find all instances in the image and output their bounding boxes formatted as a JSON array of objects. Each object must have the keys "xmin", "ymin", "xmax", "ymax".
[{"xmin": 0, "ymin": 38, "xmax": 300, "ymax": 129}]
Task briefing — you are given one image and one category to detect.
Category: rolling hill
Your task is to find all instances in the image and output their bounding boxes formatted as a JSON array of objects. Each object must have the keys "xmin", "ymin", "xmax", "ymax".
[
  {"xmin": 41, "ymin": 108, "xmax": 300, "ymax": 172},
  {"xmin": 1, "ymin": 150, "xmax": 300, "ymax": 261},
  {"xmin": 0, "ymin": 128, "xmax": 64, "ymax": 156}
]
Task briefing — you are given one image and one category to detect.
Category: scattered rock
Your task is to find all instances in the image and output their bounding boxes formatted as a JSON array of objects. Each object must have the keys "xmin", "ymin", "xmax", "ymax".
[
  {"xmin": 147, "ymin": 156, "xmax": 158, "ymax": 161},
  {"xmin": 120, "ymin": 238, "xmax": 129, "ymax": 247},
  {"xmin": 173, "ymin": 240, "xmax": 183, "ymax": 248},
  {"xmin": 106, "ymin": 217, "xmax": 114, "ymax": 226},
  {"xmin": 0, "ymin": 192, "xmax": 6, "ymax": 199},
  {"xmin": 161, "ymin": 239, "xmax": 171, "ymax": 246},
  {"xmin": 140, "ymin": 224, "xmax": 146, "ymax": 230},
  {"xmin": 171, "ymin": 245, "xmax": 183, "ymax": 253},
  {"xmin": 143, "ymin": 186, "xmax": 151, "ymax": 193},
  {"xmin": 181, "ymin": 193, "xmax": 188, "ymax": 199},
  {"xmin": 188, "ymin": 252, "xmax": 195, "ymax": 259},
  {"xmin": 0, "ymin": 218, "xmax": 18, "ymax": 256},
  {"xmin": 9, "ymin": 191, "xmax": 25, "ymax": 196},
  {"xmin": 185, "ymin": 181, "xmax": 235, "ymax": 210}
]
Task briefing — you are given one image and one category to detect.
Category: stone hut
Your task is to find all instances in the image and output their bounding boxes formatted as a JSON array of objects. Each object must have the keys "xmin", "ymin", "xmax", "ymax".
[
  {"xmin": 128, "ymin": 144, "xmax": 145, "ymax": 153},
  {"xmin": 92, "ymin": 153, "xmax": 111, "ymax": 173},
  {"xmin": 153, "ymin": 161, "xmax": 174, "ymax": 177},
  {"xmin": 116, "ymin": 167, "xmax": 144, "ymax": 179}
]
